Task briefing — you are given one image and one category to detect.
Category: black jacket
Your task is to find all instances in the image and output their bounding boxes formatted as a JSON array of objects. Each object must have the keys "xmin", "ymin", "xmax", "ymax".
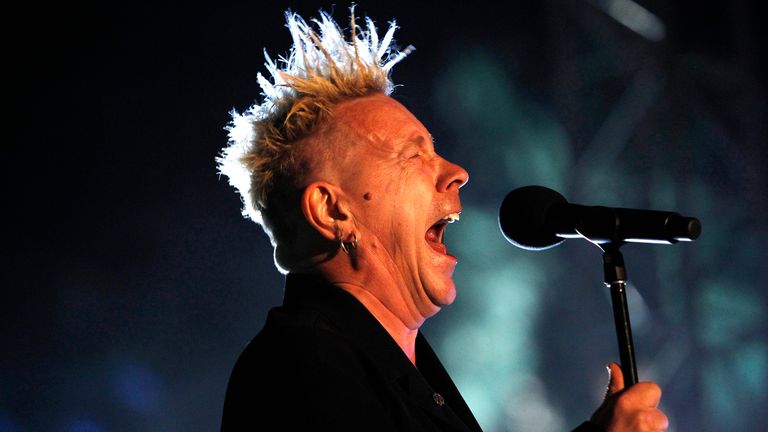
[{"xmin": 221, "ymin": 273, "xmax": 482, "ymax": 431}]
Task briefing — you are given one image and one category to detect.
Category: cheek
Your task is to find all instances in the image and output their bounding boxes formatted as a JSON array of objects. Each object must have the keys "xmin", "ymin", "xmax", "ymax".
[
  {"xmin": 357, "ymin": 166, "xmax": 404, "ymax": 199},
  {"xmin": 357, "ymin": 169, "xmax": 429, "ymax": 246},
  {"xmin": 377, "ymin": 207, "xmax": 420, "ymax": 257}
]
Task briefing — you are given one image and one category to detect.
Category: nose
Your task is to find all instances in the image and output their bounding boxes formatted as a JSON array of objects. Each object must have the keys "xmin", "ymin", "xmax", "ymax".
[{"xmin": 437, "ymin": 157, "xmax": 469, "ymax": 192}]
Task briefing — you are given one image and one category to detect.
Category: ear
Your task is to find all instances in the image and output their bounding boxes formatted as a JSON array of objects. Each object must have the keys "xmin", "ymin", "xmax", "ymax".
[{"xmin": 301, "ymin": 181, "xmax": 351, "ymax": 242}]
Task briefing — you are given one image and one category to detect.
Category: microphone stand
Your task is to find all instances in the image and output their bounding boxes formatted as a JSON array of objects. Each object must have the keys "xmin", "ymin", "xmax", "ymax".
[{"xmin": 600, "ymin": 242, "xmax": 638, "ymax": 386}]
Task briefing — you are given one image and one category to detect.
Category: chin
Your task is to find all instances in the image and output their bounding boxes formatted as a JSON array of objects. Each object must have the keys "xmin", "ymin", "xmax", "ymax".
[{"xmin": 426, "ymin": 279, "xmax": 458, "ymax": 308}]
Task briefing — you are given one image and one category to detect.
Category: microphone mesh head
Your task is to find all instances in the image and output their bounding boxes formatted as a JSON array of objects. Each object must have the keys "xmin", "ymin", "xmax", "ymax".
[{"xmin": 498, "ymin": 185, "xmax": 567, "ymax": 250}]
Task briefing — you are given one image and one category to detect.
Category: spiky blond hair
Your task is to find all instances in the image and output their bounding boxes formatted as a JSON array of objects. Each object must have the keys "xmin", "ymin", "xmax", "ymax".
[{"xmin": 216, "ymin": 8, "xmax": 413, "ymax": 240}]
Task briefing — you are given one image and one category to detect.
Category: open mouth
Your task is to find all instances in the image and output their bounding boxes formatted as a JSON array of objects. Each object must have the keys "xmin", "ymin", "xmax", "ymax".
[{"xmin": 425, "ymin": 212, "xmax": 460, "ymax": 255}]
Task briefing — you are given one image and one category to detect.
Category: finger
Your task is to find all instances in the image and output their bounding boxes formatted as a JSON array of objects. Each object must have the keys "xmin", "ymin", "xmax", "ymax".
[
  {"xmin": 622, "ymin": 407, "xmax": 669, "ymax": 432},
  {"xmin": 620, "ymin": 381, "xmax": 662, "ymax": 408},
  {"xmin": 642, "ymin": 408, "xmax": 669, "ymax": 431},
  {"xmin": 607, "ymin": 362, "xmax": 625, "ymax": 396}
]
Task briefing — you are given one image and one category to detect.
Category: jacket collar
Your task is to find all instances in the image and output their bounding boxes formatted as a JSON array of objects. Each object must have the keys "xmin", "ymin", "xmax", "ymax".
[{"xmin": 282, "ymin": 272, "xmax": 417, "ymax": 381}]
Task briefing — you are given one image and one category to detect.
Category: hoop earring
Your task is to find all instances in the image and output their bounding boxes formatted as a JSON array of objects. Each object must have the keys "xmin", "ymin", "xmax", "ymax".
[{"xmin": 340, "ymin": 233, "xmax": 358, "ymax": 254}]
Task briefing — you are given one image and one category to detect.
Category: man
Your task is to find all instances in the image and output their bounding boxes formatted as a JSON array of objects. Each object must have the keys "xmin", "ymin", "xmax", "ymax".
[{"xmin": 217, "ymin": 9, "xmax": 668, "ymax": 431}]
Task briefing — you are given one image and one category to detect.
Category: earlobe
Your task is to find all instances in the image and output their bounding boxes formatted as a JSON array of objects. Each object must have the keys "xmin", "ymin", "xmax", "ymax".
[{"xmin": 301, "ymin": 181, "xmax": 350, "ymax": 242}]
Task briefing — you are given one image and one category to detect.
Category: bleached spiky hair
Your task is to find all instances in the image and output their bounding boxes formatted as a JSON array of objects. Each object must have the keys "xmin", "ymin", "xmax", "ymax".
[{"xmin": 216, "ymin": 8, "xmax": 413, "ymax": 242}]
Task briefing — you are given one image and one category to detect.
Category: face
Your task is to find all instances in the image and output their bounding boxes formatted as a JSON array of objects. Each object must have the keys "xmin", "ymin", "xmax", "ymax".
[{"xmin": 326, "ymin": 94, "xmax": 469, "ymax": 319}]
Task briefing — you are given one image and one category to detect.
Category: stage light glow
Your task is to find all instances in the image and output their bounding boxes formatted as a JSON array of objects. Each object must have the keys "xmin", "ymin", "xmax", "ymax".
[
  {"xmin": 111, "ymin": 363, "xmax": 163, "ymax": 414},
  {"xmin": 591, "ymin": 0, "xmax": 666, "ymax": 42},
  {"xmin": 505, "ymin": 377, "xmax": 565, "ymax": 432}
]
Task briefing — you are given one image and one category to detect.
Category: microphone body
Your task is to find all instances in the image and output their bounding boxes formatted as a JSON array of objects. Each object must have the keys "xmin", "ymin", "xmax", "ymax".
[{"xmin": 499, "ymin": 185, "xmax": 701, "ymax": 250}]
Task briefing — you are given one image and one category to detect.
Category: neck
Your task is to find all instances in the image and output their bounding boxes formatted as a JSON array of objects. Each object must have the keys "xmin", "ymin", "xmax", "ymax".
[
  {"xmin": 302, "ymin": 243, "xmax": 438, "ymax": 365},
  {"xmin": 335, "ymin": 282, "xmax": 420, "ymax": 364}
]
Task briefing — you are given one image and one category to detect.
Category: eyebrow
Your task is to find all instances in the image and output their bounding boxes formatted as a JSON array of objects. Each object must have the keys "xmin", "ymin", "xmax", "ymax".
[{"xmin": 406, "ymin": 134, "xmax": 434, "ymax": 150}]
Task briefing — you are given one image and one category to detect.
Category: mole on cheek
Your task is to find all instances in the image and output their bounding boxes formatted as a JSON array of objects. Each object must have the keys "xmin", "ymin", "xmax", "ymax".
[{"xmin": 363, "ymin": 192, "xmax": 372, "ymax": 200}]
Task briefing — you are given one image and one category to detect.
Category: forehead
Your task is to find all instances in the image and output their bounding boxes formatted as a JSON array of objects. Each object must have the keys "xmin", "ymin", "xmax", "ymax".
[{"xmin": 331, "ymin": 94, "xmax": 430, "ymax": 146}]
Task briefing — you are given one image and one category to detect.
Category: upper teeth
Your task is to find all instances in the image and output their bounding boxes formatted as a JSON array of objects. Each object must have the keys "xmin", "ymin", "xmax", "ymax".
[{"xmin": 443, "ymin": 212, "xmax": 460, "ymax": 223}]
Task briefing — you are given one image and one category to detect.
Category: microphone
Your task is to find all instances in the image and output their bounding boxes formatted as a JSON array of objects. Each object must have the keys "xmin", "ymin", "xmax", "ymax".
[{"xmin": 498, "ymin": 185, "xmax": 702, "ymax": 250}]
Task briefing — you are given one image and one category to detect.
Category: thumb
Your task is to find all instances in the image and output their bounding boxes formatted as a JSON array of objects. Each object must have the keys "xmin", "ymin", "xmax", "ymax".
[
  {"xmin": 590, "ymin": 362, "xmax": 627, "ymax": 427},
  {"xmin": 606, "ymin": 362, "xmax": 625, "ymax": 398}
]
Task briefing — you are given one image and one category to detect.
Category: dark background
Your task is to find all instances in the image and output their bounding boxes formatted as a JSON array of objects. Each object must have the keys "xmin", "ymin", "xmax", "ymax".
[{"xmin": 5, "ymin": 1, "xmax": 766, "ymax": 431}]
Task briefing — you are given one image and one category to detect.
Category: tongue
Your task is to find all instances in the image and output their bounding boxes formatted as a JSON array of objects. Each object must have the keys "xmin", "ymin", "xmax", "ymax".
[
  {"xmin": 425, "ymin": 226, "xmax": 447, "ymax": 254},
  {"xmin": 429, "ymin": 242, "xmax": 447, "ymax": 254}
]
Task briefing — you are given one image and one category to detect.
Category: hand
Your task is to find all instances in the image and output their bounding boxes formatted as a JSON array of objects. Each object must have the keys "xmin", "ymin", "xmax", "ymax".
[{"xmin": 589, "ymin": 362, "xmax": 669, "ymax": 432}]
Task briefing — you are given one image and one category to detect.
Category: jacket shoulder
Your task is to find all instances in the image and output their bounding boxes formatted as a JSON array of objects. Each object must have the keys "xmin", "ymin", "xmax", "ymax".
[{"xmin": 221, "ymin": 307, "xmax": 399, "ymax": 431}]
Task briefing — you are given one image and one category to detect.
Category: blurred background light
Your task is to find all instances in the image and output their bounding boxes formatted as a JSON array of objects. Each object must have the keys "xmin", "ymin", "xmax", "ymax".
[
  {"xmin": 590, "ymin": 0, "xmax": 667, "ymax": 42},
  {"xmin": 111, "ymin": 363, "xmax": 163, "ymax": 415}
]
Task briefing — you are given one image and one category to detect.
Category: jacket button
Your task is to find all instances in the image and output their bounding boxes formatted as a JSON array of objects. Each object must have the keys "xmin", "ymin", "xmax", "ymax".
[{"xmin": 433, "ymin": 393, "xmax": 445, "ymax": 406}]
